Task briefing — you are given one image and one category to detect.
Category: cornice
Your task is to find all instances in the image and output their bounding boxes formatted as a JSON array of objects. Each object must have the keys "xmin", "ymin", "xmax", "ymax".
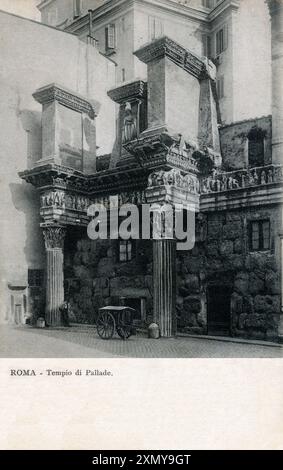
[
  {"xmin": 134, "ymin": 36, "xmax": 209, "ymax": 80},
  {"xmin": 65, "ymin": 0, "xmax": 135, "ymax": 34},
  {"xmin": 65, "ymin": 0, "xmax": 209, "ymax": 35},
  {"xmin": 200, "ymin": 182, "xmax": 283, "ymax": 212},
  {"xmin": 107, "ymin": 79, "xmax": 147, "ymax": 104},
  {"xmin": 135, "ymin": 0, "xmax": 209, "ymax": 24},
  {"xmin": 37, "ymin": 0, "xmax": 56, "ymax": 11},
  {"xmin": 33, "ymin": 83, "xmax": 99, "ymax": 119},
  {"xmin": 208, "ymin": 0, "xmax": 240, "ymax": 22}
]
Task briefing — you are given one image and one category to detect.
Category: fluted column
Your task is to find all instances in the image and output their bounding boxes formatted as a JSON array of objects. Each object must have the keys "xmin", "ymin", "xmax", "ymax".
[
  {"xmin": 42, "ymin": 225, "xmax": 66, "ymax": 326},
  {"xmin": 153, "ymin": 238, "xmax": 176, "ymax": 337},
  {"xmin": 267, "ymin": 0, "xmax": 283, "ymax": 164}
]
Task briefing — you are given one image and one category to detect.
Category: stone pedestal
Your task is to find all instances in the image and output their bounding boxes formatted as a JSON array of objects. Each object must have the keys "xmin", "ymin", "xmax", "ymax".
[
  {"xmin": 33, "ymin": 83, "xmax": 99, "ymax": 173},
  {"xmin": 134, "ymin": 36, "xmax": 218, "ymax": 149},
  {"xmin": 43, "ymin": 225, "xmax": 66, "ymax": 326},
  {"xmin": 267, "ymin": 0, "xmax": 283, "ymax": 165},
  {"xmin": 153, "ymin": 238, "xmax": 176, "ymax": 337}
]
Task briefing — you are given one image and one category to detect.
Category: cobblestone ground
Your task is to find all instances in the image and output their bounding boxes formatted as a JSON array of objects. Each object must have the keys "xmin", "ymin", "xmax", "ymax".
[{"xmin": 1, "ymin": 325, "xmax": 283, "ymax": 358}]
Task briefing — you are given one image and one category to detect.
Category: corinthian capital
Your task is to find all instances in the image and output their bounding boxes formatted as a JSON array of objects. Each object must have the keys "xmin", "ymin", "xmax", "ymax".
[{"xmin": 42, "ymin": 225, "xmax": 66, "ymax": 249}]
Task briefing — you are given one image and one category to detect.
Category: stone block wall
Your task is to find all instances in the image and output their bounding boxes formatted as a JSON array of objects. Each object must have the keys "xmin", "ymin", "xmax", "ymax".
[
  {"xmin": 177, "ymin": 204, "xmax": 281, "ymax": 340},
  {"xmin": 219, "ymin": 116, "xmax": 272, "ymax": 170},
  {"xmin": 64, "ymin": 232, "xmax": 153, "ymax": 324}
]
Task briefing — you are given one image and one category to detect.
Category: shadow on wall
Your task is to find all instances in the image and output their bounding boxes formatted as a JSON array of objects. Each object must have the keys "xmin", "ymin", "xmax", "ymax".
[
  {"xmin": 9, "ymin": 181, "xmax": 45, "ymax": 268},
  {"xmin": 19, "ymin": 109, "xmax": 42, "ymax": 169}
]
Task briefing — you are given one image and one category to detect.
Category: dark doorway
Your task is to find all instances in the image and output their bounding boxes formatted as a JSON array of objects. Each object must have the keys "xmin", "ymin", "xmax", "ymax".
[
  {"xmin": 120, "ymin": 297, "xmax": 146, "ymax": 325},
  {"xmin": 207, "ymin": 286, "xmax": 231, "ymax": 336}
]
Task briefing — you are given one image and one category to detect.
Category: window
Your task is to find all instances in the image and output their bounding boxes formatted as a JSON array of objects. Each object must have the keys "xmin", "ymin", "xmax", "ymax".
[
  {"xmin": 119, "ymin": 240, "xmax": 132, "ymax": 262},
  {"xmin": 248, "ymin": 128, "xmax": 265, "ymax": 167},
  {"xmin": 73, "ymin": 0, "xmax": 81, "ymax": 18},
  {"xmin": 105, "ymin": 24, "xmax": 116, "ymax": 51},
  {"xmin": 216, "ymin": 24, "xmax": 228, "ymax": 55},
  {"xmin": 249, "ymin": 220, "xmax": 270, "ymax": 252},
  {"xmin": 149, "ymin": 16, "xmax": 163, "ymax": 41},
  {"xmin": 28, "ymin": 269, "xmax": 44, "ymax": 288},
  {"xmin": 217, "ymin": 75, "xmax": 224, "ymax": 99},
  {"xmin": 121, "ymin": 68, "xmax": 126, "ymax": 82}
]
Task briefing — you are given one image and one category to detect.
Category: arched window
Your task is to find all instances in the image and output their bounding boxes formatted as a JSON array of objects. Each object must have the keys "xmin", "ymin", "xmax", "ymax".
[{"xmin": 248, "ymin": 127, "xmax": 265, "ymax": 167}]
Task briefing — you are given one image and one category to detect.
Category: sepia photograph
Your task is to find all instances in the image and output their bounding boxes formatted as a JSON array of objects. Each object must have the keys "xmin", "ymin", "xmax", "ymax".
[
  {"xmin": 0, "ymin": 0, "xmax": 282, "ymax": 359},
  {"xmin": 0, "ymin": 0, "xmax": 283, "ymax": 454}
]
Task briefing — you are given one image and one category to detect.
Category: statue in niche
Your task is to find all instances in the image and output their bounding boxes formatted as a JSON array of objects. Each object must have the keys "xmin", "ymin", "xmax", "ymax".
[{"xmin": 122, "ymin": 102, "xmax": 137, "ymax": 143}]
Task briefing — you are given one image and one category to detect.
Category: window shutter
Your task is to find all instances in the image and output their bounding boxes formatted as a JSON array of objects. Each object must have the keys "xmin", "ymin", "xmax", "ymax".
[
  {"xmin": 217, "ymin": 76, "xmax": 224, "ymax": 99},
  {"xmin": 149, "ymin": 16, "xmax": 155, "ymax": 41},
  {"xmin": 106, "ymin": 24, "xmax": 116, "ymax": 50},
  {"xmin": 155, "ymin": 19, "xmax": 163, "ymax": 38},
  {"xmin": 73, "ymin": 0, "xmax": 81, "ymax": 18},
  {"xmin": 223, "ymin": 23, "xmax": 228, "ymax": 50},
  {"xmin": 202, "ymin": 34, "xmax": 207, "ymax": 56}
]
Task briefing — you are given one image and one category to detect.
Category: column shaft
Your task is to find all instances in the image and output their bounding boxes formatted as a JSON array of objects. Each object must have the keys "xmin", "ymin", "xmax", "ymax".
[
  {"xmin": 268, "ymin": 0, "xmax": 283, "ymax": 164},
  {"xmin": 153, "ymin": 239, "xmax": 176, "ymax": 337},
  {"xmin": 46, "ymin": 248, "xmax": 64, "ymax": 326},
  {"xmin": 43, "ymin": 226, "xmax": 66, "ymax": 327}
]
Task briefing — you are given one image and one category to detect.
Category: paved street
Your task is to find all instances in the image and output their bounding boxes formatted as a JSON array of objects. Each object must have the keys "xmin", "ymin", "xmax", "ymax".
[{"xmin": 1, "ymin": 325, "xmax": 283, "ymax": 357}]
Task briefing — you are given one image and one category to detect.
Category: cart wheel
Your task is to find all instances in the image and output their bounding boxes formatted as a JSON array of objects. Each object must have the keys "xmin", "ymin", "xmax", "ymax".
[
  {"xmin": 116, "ymin": 326, "xmax": 132, "ymax": 340},
  {"xmin": 97, "ymin": 312, "xmax": 115, "ymax": 340}
]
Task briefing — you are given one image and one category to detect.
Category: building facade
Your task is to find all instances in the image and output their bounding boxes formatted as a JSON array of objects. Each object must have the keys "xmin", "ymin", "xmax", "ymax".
[{"xmin": 1, "ymin": 0, "xmax": 283, "ymax": 342}]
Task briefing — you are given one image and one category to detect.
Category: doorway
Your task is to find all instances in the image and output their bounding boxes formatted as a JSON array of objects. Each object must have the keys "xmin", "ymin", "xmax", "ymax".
[
  {"xmin": 120, "ymin": 297, "xmax": 146, "ymax": 325},
  {"xmin": 207, "ymin": 286, "xmax": 231, "ymax": 336}
]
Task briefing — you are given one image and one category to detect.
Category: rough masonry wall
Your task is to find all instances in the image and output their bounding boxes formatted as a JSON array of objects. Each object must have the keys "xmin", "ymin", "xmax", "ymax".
[
  {"xmin": 219, "ymin": 116, "xmax": 272, "ymax": 170},
  {"xmin": 177, "ymin": 205, "xmax": 281, "ymax": 340},
  {"xmin": 64, "ymin": 234, "xmax": 153, "ymax": 324}
]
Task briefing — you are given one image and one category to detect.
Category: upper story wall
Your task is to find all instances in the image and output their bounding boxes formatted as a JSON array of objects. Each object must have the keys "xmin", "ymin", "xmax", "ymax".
[
  {"xmin": 38, "ymin": 0, "xmax": 207, "ymax": 27},
  {"xmin": 204, "ymin": 0, "xmax": 271, "ymax": 125},
  {"xmin": 220, "ymin": 115, "xmax": 272, "ymax": 170},
  {"xmin": 0, "ymin": 10, "xmax": 116, "ymax": 162},
  {"xmin": 133, "ymin": 2, "xmax": 205, "ymax": 78},
  {"xmin": 232, "ymin": 0, "xmax": 271, "ymax": 123},
  {"xmin": 38, "ymin": 0, "xmax": 272, "ymax": 127},
  {"xmin": 0, "ymin": 10, "xmax": 116, "ymax": 318},
  {"xmin": 38, "ymin": 0, "xmax": 107, "ymax": 27}
]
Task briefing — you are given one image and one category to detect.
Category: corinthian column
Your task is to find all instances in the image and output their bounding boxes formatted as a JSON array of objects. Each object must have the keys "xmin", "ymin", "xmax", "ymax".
[
  {"xmin": 42, "ymin": 225, "xmax": 66, "ymax": 326},
  {"xmin": 266, "ymin": 0, "xmax": 283, "ymax": 164},
  {"xmin": 153, "ymin": 238, "xmax": 176, "ymax": 337}
]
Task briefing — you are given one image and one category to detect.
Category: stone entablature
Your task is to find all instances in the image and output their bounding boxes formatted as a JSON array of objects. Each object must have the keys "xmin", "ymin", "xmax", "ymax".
[
  {"xmin": 124, "ymin": 131, "xmax": 199, "ymax": 174},
  {"xmin": 134, "ymin": 36, "xmax": 214, "ymax": 81},
  {"xmin": 19, "ymin": 163, "xmax": 148, "ymax": 195},
  {"xmin": 107, "ymin": 80, "xmax": 147, "ymax": 104},
  {"xmin": 147, "ymin": 168, "xmax": 200, "ymax": 195},
  {"xmin": 201, "ymin": 164, "xmax": 283, "ymax": 194},
  {"xmin": 33, "ymin": 83, "xmax": 99, "ymax": 119}
]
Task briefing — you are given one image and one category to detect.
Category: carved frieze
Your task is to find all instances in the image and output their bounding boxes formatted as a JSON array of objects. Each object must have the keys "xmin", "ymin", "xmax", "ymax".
[
  {"xmin": 201, "ymin": 164, "xmax": 283, "ymax": 194},
  {"xmin": 147, "ymin": 169, "xmax": 200, "ymax": 195},
  {"xmin": 41, "ymin": 190, "xmax": 91, "ymax": 212}
]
